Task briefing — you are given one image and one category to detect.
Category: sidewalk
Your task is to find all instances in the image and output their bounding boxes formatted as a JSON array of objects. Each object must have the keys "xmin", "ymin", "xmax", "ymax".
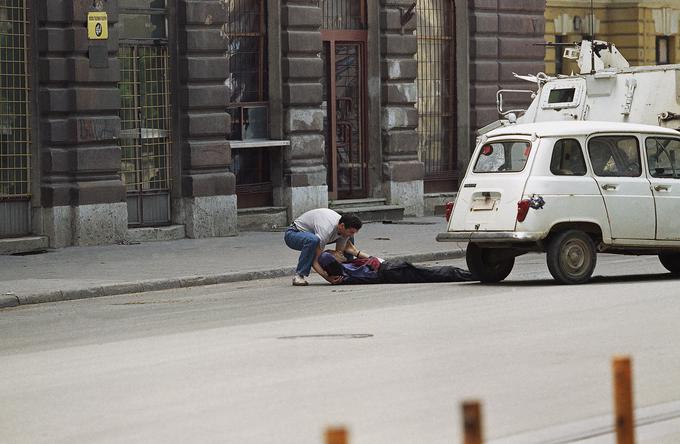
[{"xmin": 0, "ymin": 217, "xmax": 465, "ymax": 308}]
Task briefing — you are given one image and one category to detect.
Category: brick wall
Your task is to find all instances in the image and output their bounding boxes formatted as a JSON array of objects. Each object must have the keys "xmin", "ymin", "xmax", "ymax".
[
  {"xmin": 37, "ymin": 1, "xmax": 124, "ymax": 208},
  {"xmin": 280, "ymin": 0, "xmax": 327, "ymax": 217},
  {"xmin": 36, "ymin": 0, "xmax": 127, "ymax": 246},
  {"xmin": 469, "ymin": 0, "xmax": 546, "ymax": 130},
  {"xmin": 175, "ymin": 0, "xmax": 236, "ymax": 237},
  {"xmin": 380, "ymin": 0, "xmax": 424, "ymax": 216},
  {"xmin": 177, "ymin": 1, "xmax": 233, "ymax": 200}
]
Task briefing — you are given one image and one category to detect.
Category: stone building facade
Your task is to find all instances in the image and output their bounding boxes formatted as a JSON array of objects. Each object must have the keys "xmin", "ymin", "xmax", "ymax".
[
  {"xmin": 0, "ymin": 0, "xmax": 546, "ymax": 251},
  {"xmin": 545, "ymin": 0, "xmax": 680, "ymax": 75}
]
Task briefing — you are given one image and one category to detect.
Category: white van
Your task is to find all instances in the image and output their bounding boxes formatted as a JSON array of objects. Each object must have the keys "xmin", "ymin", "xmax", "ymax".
[{"xmin": 437, "ymin": 121, "xmax": 680, "ymax": 284}]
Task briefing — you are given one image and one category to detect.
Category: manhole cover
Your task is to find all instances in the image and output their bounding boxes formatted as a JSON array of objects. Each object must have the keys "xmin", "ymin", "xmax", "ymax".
[{"xmin": 277, "ymin": 334, "xmax": 373, "ymax": 340}]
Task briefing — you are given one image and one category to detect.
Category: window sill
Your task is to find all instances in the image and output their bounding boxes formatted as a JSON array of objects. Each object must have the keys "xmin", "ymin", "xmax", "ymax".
[{"xmin": 229, "ymin": 139, "xmax": 290, "ymax": 149}]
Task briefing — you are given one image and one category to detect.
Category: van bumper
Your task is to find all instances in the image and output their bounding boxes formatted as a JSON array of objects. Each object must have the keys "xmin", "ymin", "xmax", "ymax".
[{"xmin": 436, "ymin": 231, "xmax": 544, "ymax": 243}]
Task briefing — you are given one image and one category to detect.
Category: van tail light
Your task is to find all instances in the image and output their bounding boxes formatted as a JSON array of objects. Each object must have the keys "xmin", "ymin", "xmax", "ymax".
[
  {"xmin": 444, "ymin": 201, "xmax": 454, "ymax": 222},
  {"xmin": 517, "ymin": 199, "xmax": 531, "ymax": 222}
]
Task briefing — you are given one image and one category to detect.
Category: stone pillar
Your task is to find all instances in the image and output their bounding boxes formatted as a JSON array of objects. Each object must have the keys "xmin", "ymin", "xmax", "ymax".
[
  {"xmin": 281, "ymin": 0, "xmax": 327, "ymax": 219},
  {"xmin": 35, "ymin": 0, "xmax": 126, "ymax": 247},
  {"xmin": 175, "ymin": 1, "xmax": 236, "ymax": 238},
  {"xmin": 380, "ymin": 0, "xmax": 423, "ymax": 216},
  {"xmin": 469, "ymin": 0, "xmax": 545, "ymax": 131}
]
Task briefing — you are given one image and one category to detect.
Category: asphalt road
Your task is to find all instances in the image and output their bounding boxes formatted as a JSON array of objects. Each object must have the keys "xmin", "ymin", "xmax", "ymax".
[{"xmin": 2, "ymin": 254, "xmax": 680, "ymax": 444}]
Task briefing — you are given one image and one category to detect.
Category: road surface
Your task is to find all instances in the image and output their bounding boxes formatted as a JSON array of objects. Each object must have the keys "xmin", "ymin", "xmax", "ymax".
[{"xmin": 2, "ymin": 254, "xmax": 680, "ymax": 443}]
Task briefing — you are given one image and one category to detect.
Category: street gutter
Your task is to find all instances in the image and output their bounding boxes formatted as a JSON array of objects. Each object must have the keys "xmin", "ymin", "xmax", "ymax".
[{"xmin": 1, "ymin": 249, "xmax": 465, "ymax": 308}]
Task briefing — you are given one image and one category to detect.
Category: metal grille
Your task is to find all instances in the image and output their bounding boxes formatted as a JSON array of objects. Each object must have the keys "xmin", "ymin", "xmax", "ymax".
[
  {"xmin": 416, "ymin": 0, "xmax": 456, "ymax": 186},
  {"xmin": 0, "ymin": 0, "xmax": 30, "ymax": 200},
  {"xmin": 224, "ymin": 0, "xmax": 267, "ymax": 105},
  {"xmin": 334, "ymin": 44, "xmax": 363, "ymax": 194},
  {"xmin": 320, "ymin": 0, "xmax": 366, "ymax": 30},
  {"xmin": 119, "ymin": 45, "xmax": 172, "ymax": 193}
]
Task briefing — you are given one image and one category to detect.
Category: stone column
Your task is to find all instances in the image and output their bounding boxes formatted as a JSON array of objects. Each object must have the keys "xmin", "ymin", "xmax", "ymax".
[
  {"xmin": 280, "ymin": 0, "xmax": 327, "ymax": 219},
  {"xmin": 36, "ymin": 0, "xmax": 126, "ymax": 247},
  {"xmin": 380, "ymin": 0, "xmax": 423, "ymax": 216},
  {"xmin": 175, "ymin": 1, "xmax": 236, "ymax": 237}
]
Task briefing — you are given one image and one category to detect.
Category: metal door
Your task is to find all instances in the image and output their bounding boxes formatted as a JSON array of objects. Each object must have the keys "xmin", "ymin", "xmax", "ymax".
[
  {"xmin": 588, "ymin": 135, "xmax": 655, "ymax": 240},
  {"xmin": 644, "ymin": 135, "xmax": 680, "ymax": 240},
  {"xmin": 320, "ymin": 0, "xmax": 367, "ymax": 200},
  {"xmin": 322, "ymin": 41, "xmax": 367, "ymax": 200},
  {"xmin": 119, "ymin": 44, "xmax": 172, "ymax": 226},
  {"xmin": 0, "ymin": 0, "xmax": 31, "ymax": 237}
]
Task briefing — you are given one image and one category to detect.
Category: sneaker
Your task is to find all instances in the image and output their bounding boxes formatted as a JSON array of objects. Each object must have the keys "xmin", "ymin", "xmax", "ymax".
[{"xmin": 292, "ymin": 274, "xmax": 309, "ymax": 286}]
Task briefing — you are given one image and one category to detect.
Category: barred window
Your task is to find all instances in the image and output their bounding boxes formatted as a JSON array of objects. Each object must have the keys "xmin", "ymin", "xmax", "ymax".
[
  {"xmin": 224, "ymin": 0, "xmax": 268, "ymax": 140},
  {"xmin": 320, "ymin": 0, "xmax": 367, "ymax": 30},
  {"xmin": 0, "ymin": 0, "xmax": 31, "ymax": 200}
]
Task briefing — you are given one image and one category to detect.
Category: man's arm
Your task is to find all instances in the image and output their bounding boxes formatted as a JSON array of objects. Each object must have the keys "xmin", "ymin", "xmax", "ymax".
[{"xmin": 341, "ymin": 239, "xmax": 368, "ymax": 259}]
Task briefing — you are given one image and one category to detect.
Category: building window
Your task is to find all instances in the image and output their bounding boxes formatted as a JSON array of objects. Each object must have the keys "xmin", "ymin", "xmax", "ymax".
[
  {"xmin": 224, "ymin": 0, "xmax": 274, "ymax": 208},
  {"xmin": 118, "ymin": 0, "xmax": 173, "ymax": 226},
  {"xmin": 657, "ymin": 36, "xmax": 670, "ymax": 65},
  {"xmin": 0, "ymin": 0, "xmax": 31, "ymax": 237},
  {"xmin": 224, "ymin": 0, "xmax": 268, "ymax": 140},
  {"xmin": 0, "ymin": 1, "xmax": 31, "ymax": 201},
  {"xmin": 320, "ymin": 0, "xmax": 367, "ymax": 30},
  {"xmin": 416, "ymin": 0, "xmax": 457, "ymax": 192}
]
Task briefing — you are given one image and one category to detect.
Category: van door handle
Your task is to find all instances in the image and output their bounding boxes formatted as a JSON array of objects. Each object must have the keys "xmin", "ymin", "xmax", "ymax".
[
  {"xmin": 601, "ymin": 184, "xmax": 618, "ymax": 191},
  {"xmin": 654, "ymin": 185, "xmax": 670, "ymax": 192}
]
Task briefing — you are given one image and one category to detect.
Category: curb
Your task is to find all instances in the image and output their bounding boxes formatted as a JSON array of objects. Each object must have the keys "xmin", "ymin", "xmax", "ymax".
[
  {"xmin": 5, "ymin": 249, "xmax": 465, "ymax": 308},
  {"xmin": 0, "ymin": 294, "xmax": 20, "ymax": 308}
]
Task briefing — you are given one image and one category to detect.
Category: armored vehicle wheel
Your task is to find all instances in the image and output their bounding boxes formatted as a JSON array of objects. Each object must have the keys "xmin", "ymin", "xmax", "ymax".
[
  {"xmin": 466, "ymin": 243, "xmax": 515, "ymax": 283},
  {"xmin": 658, "ymin": 253, "xmax": 680, "ymax": 273},
  {"xmin": 547, "ymin": 230, "xmax": 597, "ymax": 284}
]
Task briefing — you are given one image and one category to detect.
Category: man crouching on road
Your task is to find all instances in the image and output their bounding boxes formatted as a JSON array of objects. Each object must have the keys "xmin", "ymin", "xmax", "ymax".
[{"xmin": 284, "ymin": 209, "xmax": 366, "ymax": 286}]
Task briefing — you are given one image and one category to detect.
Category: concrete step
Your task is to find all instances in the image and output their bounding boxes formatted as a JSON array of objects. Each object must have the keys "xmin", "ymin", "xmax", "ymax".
[
  {"xmin": 329, "ymin": 198, "xmax": 387, "ymax": 209},
  {"xmin": 333, "ymin": 204, "xmax": 404, "ymax": 223},
  {"xmin": 0, "ymin": 236, "xmax": 49, "ymax": 255},
  {"xmin": 126, "ymin": 225, "xmax": 186, "ymax": 243},
  {"xmin": 238, "ymin": 207, "xmax": 288, "ymax": 232}
]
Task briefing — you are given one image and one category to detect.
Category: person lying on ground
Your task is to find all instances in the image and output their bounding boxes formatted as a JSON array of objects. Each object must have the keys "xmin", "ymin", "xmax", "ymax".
[
  {"xmin": 284, "ymin": 209, "xmax": 370, "ymax": 286},
  {"xmin": 317, "ymin": 251, "xmax": 474, "ymax": 285}
]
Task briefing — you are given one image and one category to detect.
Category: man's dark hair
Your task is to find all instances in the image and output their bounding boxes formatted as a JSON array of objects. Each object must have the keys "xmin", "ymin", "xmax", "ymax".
[{"xmin": 339, "ymin": 213, "xmax": 362, "ymax": 230}]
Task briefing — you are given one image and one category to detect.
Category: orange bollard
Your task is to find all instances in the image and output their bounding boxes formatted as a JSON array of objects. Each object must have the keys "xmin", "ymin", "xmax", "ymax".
[
  {"xmin": 462, "ymin": 400, "xmax": 483, "ymax": 444},
  {"xmin": 612, "ymin": 356, "xmax": 635, "ymax": 444},
  {"xmin": 325, "ymin": 426, "xmax": 348, "ymax": 444}
]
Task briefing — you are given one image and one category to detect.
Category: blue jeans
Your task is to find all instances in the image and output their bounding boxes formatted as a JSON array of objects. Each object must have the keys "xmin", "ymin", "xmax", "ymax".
[
  {"xmin": 284, "ymin": 229, "xmax": 357, "ymax": 276},
  {"xmin": 285, "ymin": 229, "xmax": 320, "ymax": 277}
]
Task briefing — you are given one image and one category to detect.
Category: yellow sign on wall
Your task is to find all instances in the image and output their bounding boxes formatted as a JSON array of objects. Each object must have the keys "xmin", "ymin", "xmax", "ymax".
[{"xmin": 87, "ymin": 12, "xmax": 108, "ymax": 40}]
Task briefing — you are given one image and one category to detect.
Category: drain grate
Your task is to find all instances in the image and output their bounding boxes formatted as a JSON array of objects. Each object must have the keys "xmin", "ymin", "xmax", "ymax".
[{"xmin": 277, "ymin": 334, "xmax": 373, "ymax": 340}]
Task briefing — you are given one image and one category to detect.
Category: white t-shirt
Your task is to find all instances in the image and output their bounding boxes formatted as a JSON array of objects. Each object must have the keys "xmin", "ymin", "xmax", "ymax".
[{"xmin": 293, "ymin": 208, "xmax": 347, "ymax": 250}]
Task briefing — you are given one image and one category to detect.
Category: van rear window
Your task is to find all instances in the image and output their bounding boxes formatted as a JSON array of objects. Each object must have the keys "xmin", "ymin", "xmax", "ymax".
[{"xmin": 473, "ymin": 141, "xmax": 532, "ymax": 173}]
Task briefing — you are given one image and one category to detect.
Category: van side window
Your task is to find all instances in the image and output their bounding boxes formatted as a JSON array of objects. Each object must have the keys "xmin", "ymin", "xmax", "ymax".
[
  {"xmin": 645, "ymin": 137, "xmax": 680, "ymax": 178},
  {"xmin": 550, "ymin": 139, "xmax": 586, "ymax": 176},
  {"xmin": 588, "ymin": 136, "xmax": 641, "ymax": 177}
]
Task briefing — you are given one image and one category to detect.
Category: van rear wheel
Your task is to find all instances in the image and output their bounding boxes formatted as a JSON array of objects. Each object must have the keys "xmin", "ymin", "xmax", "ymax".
[
  {"xmin": 658, "ymin": 253, "xmax": 680, "ymax": 273},
  {"xmin": 466, "ymin": 243, "xmax": 515, "ymax": 283},
  {"xmin": 547, "ymin": 230, "xmax": 596, "ymax": 284}
]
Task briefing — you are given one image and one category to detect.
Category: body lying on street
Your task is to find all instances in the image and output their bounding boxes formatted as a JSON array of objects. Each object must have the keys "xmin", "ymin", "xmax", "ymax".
[{"xmin": 317, "ymin": 251, "xmax": 474, "ymax": 285}]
